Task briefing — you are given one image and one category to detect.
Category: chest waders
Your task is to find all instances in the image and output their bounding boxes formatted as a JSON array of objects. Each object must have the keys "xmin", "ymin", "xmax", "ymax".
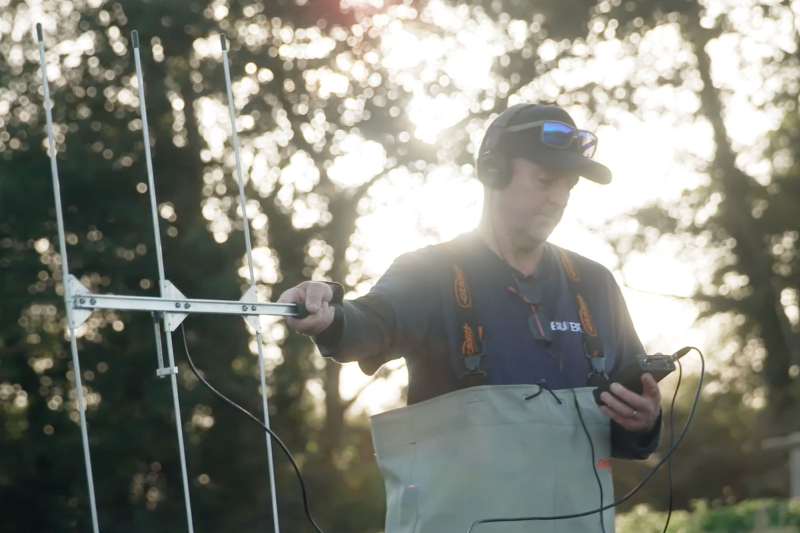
[{"xmin": 369, "ymin": 241, "xmax": 615, "ymax": 533}]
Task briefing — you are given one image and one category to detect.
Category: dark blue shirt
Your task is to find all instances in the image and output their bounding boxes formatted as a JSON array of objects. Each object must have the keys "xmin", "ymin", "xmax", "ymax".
[{"xmin": 314, "ymin": 230, "xmax": 661, "ymax": 459}]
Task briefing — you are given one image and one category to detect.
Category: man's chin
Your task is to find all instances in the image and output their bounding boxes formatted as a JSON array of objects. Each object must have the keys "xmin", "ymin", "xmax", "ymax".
[{"xmin": 510, "ymin": 225, "xmax": 553, "ymax": 248}]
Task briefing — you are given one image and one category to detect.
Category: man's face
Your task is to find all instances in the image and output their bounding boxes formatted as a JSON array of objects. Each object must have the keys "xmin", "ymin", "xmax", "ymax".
[{"xmin": 493, "ymin": 158, "xmax": 580, "ymax": 247}]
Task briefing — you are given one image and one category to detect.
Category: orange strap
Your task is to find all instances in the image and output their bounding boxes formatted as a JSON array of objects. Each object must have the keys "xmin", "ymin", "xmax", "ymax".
[
  {"xmin": 444, "ymin": 242, "xmax": 487, "ymax": 383},
  {"xmin": 554, "ymin": 246, "xmax": 606, "ymax": 378}
]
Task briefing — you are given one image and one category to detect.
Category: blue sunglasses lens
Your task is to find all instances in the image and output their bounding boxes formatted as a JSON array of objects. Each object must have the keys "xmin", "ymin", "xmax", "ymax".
[
  {"xmin": 542, "ymin": 122, "xmax": 574, "ymax": 148},
  {"xmin": 541, "ymin": 123, "xmax": 598, "ymax": 158}
]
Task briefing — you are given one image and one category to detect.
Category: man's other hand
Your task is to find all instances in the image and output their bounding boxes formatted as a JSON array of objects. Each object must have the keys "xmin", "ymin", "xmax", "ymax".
[
  {"xmin": 598, "ymin": 373, "xmax": 662, "ymax": 432},
  {"xmin": 278, "ymin": 281, "xmax": 336, "ymax": 337}
]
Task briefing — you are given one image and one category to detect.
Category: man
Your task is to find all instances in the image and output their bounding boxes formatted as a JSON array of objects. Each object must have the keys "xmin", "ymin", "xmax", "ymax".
[{"xmin": 279, "ymin": 103, "xmax": 663, "ymax": 533}]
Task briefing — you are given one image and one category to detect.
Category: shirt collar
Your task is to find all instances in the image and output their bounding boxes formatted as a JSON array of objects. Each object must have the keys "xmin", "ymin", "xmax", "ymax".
[{"xmin": 464, "ymin": 230, "xmax": 555, "ymax": 283}]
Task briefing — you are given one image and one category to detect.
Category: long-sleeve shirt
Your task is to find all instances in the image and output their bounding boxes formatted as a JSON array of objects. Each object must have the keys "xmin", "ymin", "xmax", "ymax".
[{"xmin": 313, "ymin": 231, "xmax": 662, "ymax": 459}]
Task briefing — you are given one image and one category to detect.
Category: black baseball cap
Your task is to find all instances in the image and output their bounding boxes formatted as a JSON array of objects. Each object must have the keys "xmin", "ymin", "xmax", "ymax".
[{"xmin": 499, "ymin": 104, "xmax": 612, "ymax": 185}]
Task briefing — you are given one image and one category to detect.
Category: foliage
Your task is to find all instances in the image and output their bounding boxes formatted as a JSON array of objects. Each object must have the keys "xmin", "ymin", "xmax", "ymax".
[
  {"xmin": 0, "ymin": 0, "xmax": 412, "ymax": 530},
  {"xmin": 617, "ymin": 499, "xmax": 800, "ymax": 533},
  {"xmin": 1, "ymin": 0, "xmax": 799, "ymax": 530}
]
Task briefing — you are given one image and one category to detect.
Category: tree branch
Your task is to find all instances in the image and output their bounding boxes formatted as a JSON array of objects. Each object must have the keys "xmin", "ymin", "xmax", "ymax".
[{"xmin": 618, "ymin": 280, "xmax": 697, "ymax": 301}]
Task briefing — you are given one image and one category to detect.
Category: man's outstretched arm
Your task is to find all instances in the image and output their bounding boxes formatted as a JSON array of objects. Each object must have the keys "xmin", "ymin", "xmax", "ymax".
[{"xmin": 280, "ymin": 249, "xmax": 439, "ymax": 375}]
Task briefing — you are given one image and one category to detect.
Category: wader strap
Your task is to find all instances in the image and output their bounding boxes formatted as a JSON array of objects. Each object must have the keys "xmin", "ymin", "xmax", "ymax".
[
  {"xmin": 442, "ymin": 241, "xmax": 487, "ymax": 387},
  {"xmin": 552, "ymin": 245, "xmax": 608, "ymax": 385},
  {"xmin": 442, "ymin": 238, "xmax": 608, "ymax": 388}
]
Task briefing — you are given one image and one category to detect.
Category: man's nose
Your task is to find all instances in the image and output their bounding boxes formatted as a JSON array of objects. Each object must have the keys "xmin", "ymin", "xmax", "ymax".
[{"xmin": 550, "ymin": 180, "xmax": 572, "ymax": 207}]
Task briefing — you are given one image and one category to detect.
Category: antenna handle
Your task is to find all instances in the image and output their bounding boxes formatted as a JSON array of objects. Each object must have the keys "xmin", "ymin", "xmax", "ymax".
[{"xmin": 293, "ymin": 302, "xmax": 309, "ymax": 319}]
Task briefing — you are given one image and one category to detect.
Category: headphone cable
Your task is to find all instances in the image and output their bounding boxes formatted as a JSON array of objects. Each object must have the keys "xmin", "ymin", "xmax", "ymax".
[
  {"xmin": 662, "ymin": 359, "xmax": 683, "ymax": 533},
  {"xmin": 180, "ymin": 321, "xmax": 697, "ymax": 533},
  {"xmin": 467, "ymin": 346, "xmax": 703, "ymax": 533},
  {"xmin": 571, "ymin": 389, "xmax": 607, "ymax": 533},
  {"xmin": 571, "ymin": 363, "xmax": 683, "ymax": 533},
  {"xmin": 179, "ymin": 323, "xmax": 325, "ymax": 533}
]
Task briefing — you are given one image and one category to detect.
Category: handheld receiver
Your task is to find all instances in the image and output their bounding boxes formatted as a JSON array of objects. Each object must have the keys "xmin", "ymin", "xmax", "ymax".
[{"xmin": 593, "ymin": 348, "xmax": 690, "ymax": 405}]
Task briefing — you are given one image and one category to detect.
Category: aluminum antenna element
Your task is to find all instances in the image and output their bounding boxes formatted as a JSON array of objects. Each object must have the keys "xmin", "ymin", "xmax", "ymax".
[
  {"xmin": 36, "ymin": 21, "xmax": 101, "ymax": 533},
  {"xmin": 131, "ymin": 28, "xmax": 196, "ymax": 533},
  {"xmin": 220, "ymin": 32, "xmax": 282, "ymax": 533}
]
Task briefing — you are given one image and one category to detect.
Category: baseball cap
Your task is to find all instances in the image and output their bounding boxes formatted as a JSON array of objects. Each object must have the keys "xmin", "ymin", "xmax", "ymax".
[{"xmin": 499, "ymin": 104, "xmax": 612, "ymax": 185}]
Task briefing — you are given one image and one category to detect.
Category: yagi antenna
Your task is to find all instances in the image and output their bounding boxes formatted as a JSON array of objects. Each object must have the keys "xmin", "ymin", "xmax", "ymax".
[{"xmin": 36, "ymin": 24, "xmax": 307, "ymax": 533}]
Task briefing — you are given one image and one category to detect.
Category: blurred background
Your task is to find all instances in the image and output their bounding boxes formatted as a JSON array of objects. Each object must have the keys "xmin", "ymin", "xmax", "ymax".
[{"xmin": 2, "ymin": 0, "xmax": 800, "ymax": 531}]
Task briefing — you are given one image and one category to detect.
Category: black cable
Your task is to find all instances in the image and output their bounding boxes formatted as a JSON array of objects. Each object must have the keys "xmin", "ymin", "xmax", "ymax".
[
  {"xmin": 467, "ymin": 346, "xmax": 704, "ymax": 533},
  {"xmin": 179, "ymin": 324, "xmax": 325, "ymax": 533},
  {"xmin": 662, "ymin": 359, "xmax": 683, "ymax": 533},
  {"xmin": 572, "ymin": 389, "xmax": 606, "ymax": 533},
  {"xmin": 179, "ymin": 309, "xmax": 698, "ymax": 533}
]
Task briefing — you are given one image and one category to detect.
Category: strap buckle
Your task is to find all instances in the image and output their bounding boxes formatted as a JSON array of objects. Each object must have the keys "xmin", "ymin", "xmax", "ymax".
[
  {"xmin": 587, "ymin": 354, "xmax": 606, "ymax": 376},
  {"xmin": 583, "ymin": 336, "xmax": 607, "ymax": 381},
  {"xmin": 461, "ymin": 352, "xmax": 487, "ymax": 377},
  {"xmin": 587, "ymin": 372, "xmax": 608, "ymax": 388},
  {"xmin": 585, "ymin": 345, "xmax": 608, "ymax": 387}
]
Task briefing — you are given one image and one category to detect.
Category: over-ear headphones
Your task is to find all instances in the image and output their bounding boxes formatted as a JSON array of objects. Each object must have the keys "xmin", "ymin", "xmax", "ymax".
[{"xmin": 475, "ymin": 103, "xmax": 538, "ymax": 190}]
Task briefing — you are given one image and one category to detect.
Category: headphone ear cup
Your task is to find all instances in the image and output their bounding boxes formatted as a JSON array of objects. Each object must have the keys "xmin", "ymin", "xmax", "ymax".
[
  {"xmin": 476, "ymin": 152, "xmax": 508, "ymax": 189},
  {"xmin": 478, "ymin": 103, "xmax": 535, "ymax": 189},
  {"xmin": 478, "ymin": 152, "xmax": 510, "ymax": 189},
  {"xmin": 476, "ymin": 152, "xmax": 493, "ymax": 186},
  {"xmin": 493, "ymin": 155, "xmax": 511, "ymax": 189}
]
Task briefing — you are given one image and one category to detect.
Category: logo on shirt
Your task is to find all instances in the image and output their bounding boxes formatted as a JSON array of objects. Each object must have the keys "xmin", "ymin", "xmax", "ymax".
[
  {"xmin": 453, "ymin": 266, "xmax": 472, "ymax": 308},
  {"xmin": 551, "ymin": 321, "xmax": 583, "ymax": 332},
  {"xmin": 596, "ymin": 459, "xmax": 611, "ymax": 469}
]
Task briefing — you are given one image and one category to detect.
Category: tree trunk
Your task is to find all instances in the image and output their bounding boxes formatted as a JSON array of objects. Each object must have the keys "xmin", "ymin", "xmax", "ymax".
[
  {"xmin": 686, "ymin": 12, "xmax": 799, "ymax": 418},
  {"xmin": 319, "ymin": 191, "xmax": 366, "ymax": 466}
]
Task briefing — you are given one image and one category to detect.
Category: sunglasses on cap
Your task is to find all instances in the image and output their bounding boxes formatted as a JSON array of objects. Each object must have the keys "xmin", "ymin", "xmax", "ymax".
[{"xmin": 505, "ymin": 120, "xmax": 598, "ymax": 158}]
